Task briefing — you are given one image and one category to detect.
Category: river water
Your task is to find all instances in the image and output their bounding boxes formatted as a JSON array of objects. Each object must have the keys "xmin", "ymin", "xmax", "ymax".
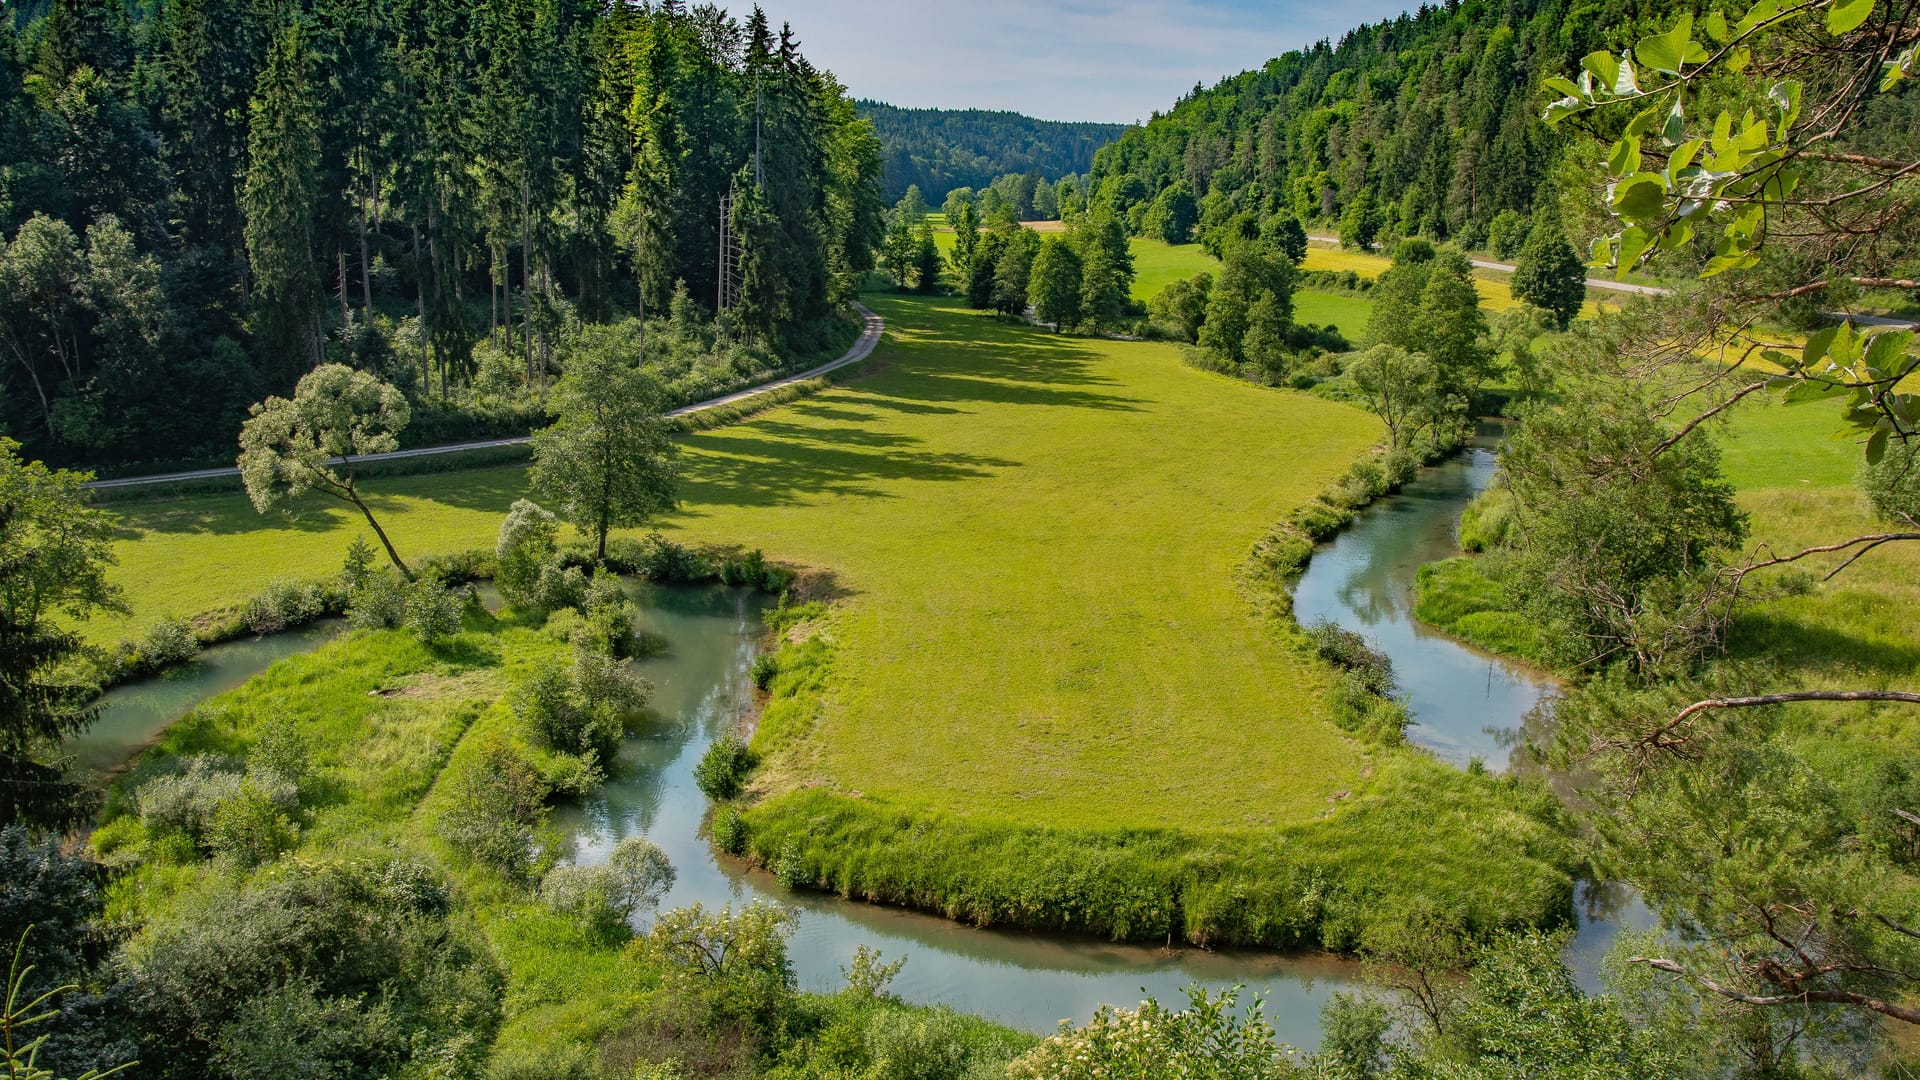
[{"xmin": 71, "ymin": 440, "xmax": 1640, "ymax": 1045}]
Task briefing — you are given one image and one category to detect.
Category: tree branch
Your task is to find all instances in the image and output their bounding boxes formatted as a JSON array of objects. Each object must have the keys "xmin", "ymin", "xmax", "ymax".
[
  {"xmin": 1646, "ymin": 691, "xmax": 1920, "ymax": 751},
  {"xmin": 1652, "ymin": 378, "xmax": 1775, "ymax": 457},
  {"xmin": 1732, "ymin": 531, "xmax": 1920, "ymax": 585},
  {"xmin": 1632, "ymin": 957, "xmax": 1920, "ymax": 1024}
]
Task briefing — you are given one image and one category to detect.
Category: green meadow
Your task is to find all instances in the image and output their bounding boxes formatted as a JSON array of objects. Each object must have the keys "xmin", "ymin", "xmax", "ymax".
[{"xmin": 98, "ymin": 292, "xmax": 1577, "ymax": 946}]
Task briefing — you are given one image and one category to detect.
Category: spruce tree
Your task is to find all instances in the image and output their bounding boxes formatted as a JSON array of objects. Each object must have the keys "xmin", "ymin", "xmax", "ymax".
[{"xmin": 243, "ymin": 17, "xmax": 324, "ymax": 376}]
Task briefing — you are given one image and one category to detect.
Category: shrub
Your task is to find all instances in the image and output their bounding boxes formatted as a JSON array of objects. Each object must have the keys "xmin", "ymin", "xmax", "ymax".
[
  {"xmin": 637, "ymin": 901, "xmax": 798, "ymax": 1039},
  {"xmin": 750, "ymin": 654, "xmax": 780, "ymax": 690},
  {"xmin": 1009, "ymin": 987, "xmax": 1291, "ymax": 1079},
  {"xmin": 710, "ymin": 805, "xmax": 747, "ymax": 855},
  {"xmin": 514, "ymin": 644, "xmax": 652, "ymax": 758},
  {"xmin": 693, "ymin": 735, "xmax": 755, "ymax": 800},
  {"xmin": 538, "ymin": 864, "xmax": 631, "ymax": 941},
  {"xmin": 137, "ymin": 756, "xmax": 245, "ymax": 839},
  {"xmin": 627, "ymin": 532, "xmax": 710, "ymax": 582},
  {"xmin": 346, "ymin": 569, "xmax": 408, "ymax": 630},
  {"xmin": 140, "ymin": 617, "xmax": 200, "ymax": 668},
  {"xmin": 1864, "ymin": 438, "xmax": 1920, "ymax": 524},
  {"xmin": 1306, "ymin": 621, "xmax": 1395, "ymax": 696},
  {"xmin": 1487, "ymin": 208, "xmax": 1529, "ymax": 260},
  {"xmin": 496, "ymin": 500, "xmax": 564, "ymax": 612},
  {"xmin": 205, "ymin": 779, "xmax": 299, "ymax": 867},
  {"xmin": 436, "ymin": 743, "xmax": 551, "ymax": 880},
  {"xmin": 403, "ymin": 577, "xmax": 463, "ymax": 643},
  {"xmin": 244, "ymin": 579, "xmax": 327, "ymax": 635}
]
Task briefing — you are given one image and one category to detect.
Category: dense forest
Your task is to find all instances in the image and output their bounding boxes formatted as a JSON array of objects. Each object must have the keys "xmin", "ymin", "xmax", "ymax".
[
  {"xmin": 1085, "ymin": 0, "xmax": 1688, "ymax": 246},
  {"xmin": 0, "ymin": 0, "xmax": 883, "ymax": 471},
  {"xmin": 855, "ymin": 100, "xmax": 1126, "ymax": 203}
]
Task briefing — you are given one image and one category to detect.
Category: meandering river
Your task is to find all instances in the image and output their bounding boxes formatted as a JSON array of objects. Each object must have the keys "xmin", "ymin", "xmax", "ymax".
[{"xmin": 73, "ymin": 437, "xmax": 1644, "ymax": 1044}]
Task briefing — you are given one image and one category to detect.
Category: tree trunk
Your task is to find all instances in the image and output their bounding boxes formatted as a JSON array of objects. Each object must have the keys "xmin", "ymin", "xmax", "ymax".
[
  {"xmin": 412, "ymin": 223, "xmax": 430, "ymax": 394},
  {"xmin": 358, "ymin": 179, "xmax": 375, "ymax": 324},
  {"xmin": 346, "ymin": 481, "xmax": 412, "ymax": 580},
  {"xmin": 521, "ymin": 176, "xmax": 534, "ymax": 385},
  {"xmin": 337, "ymin": 250, "xmax": 352, "ymax": 335}
]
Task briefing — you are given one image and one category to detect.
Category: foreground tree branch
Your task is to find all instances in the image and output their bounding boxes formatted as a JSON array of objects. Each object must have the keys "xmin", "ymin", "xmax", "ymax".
[
  {"xmin": 1648, "ymin": 691, "xmax": 1920, "ymax": 751},
  {"xmin": 1632, "ymin": 957, "xmax": 1920, "ymax": 1025}
]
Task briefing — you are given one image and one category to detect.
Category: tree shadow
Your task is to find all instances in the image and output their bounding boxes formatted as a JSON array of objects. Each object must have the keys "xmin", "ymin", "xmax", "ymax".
[
  {"xmin": 673, "ymin": 429, "xmax": 1018, "ymax": 511},
  {"xmin": 1730, "ymin": 606, "xmax": 1920, "ymax": 679}
]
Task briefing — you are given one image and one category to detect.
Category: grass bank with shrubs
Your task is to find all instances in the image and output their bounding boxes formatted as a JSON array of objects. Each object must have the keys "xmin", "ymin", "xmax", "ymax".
[{"xmin": 85, "ymin": 539, "xmax": 1037, "ymax": 1078}]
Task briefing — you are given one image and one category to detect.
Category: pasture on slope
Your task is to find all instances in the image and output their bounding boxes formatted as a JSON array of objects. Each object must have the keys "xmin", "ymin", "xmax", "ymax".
[{"xmin": 103, "ymin": 294, "xmax": 1379, "ymax": 830}]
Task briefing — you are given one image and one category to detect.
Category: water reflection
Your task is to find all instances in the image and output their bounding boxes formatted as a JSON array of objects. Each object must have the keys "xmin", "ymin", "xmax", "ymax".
[
  {"xmin": 550, "ymin": 584, "xmax": 1363, "ymax": 1044},
  {"xmin": 68, "ymin": 620, "xmax": 345, "ymax": 776},
  {"xmin": 1292, "ymin": 438, "xmax": 1556, "ymax": 769}
]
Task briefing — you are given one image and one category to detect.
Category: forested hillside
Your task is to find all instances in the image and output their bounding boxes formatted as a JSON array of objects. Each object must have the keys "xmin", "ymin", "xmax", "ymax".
[
  {"xmin": 1087, "ymin": 0, "xmax": 1685, "ymax": 247},
  {"xmin": 856, "ymin": 100, "xmax": 1127, "ymax": 202},
  {"xmin": 0, "ymin": 1, "xmax": 882, "ymax": 470}
]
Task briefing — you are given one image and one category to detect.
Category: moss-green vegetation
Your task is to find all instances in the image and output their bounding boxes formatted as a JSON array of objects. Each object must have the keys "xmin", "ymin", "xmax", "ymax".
[{"xmin": 1411, "ymin": 558, "xmax": 1548, "ymax": 662}]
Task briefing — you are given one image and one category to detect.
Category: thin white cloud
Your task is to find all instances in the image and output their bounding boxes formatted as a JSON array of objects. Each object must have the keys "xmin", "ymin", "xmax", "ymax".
[{"xmin": 734, "ymin": 0, "xmax": 1417, "ymax": 123}]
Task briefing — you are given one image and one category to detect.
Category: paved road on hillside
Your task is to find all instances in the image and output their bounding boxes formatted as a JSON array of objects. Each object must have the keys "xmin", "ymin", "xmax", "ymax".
[
  {"xmin": 1305, "ymin": 234, "xmax": 1914, "ymax": 327},
  {"xmin": 87, "ymin": 303, "xmax": 887, "ymax": 491}
]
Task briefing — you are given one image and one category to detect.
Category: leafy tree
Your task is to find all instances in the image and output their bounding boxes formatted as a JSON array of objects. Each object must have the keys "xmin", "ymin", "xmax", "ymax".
[
  {"xmin": 1500, "ymin": 336, "xmax": 1748, "ymax": 673},
  {"xmin": 893, "ymin": 184, "xmax": 928, "ymax": 226},
  {"xmin": 1147, "ymin": 272, "xmax": 1211, "ymax": 342},
  {"xmin": 1509, "ymin": 205, "xmax": 1586, "ymax": 330},
  {"xmin": 880, "ymin": 218, "xmax": 917, "ymax": 291},
  {"xmin": 950, "ymin": 200, "xmax": 979, "ymax": 275},
  {"xmin": 1413, "ymin": 248, "xmax": 1491, "ymax": 401},
  {"xmin": 1364, "ymin": 239, "xmax": 1436, "ymax": 352},
  {"xmin": 1197, "ymin": 238, "xmax": 1292, "ymax": 367},
  {"xmin": 1144, "ymin": 181, "xmax": 1197, "ymax": 244},
  {"xmin": 0, "ymin": 441, "xmax": 121, "ymax": 829},
  {"xmin": 1485, "ymin": 208, "xmax": 1529, "ymax": 260},
  {"xmin": 1338, "ymin": 187, "xmax": 1383, "ymax": 250},
  {"xmin": 1027, "ymin": 236, "xmax": 1083, "ymax": 330},
  {"xmin": 238, "ymin": 364, "xmax": 414, "ymax": 577},
  {"xmin": 1071, "ymin": 209, "xmax": 1135, "ymax": 326},
  {"xmin": 1348, "ymin": 346, "xmax": 1442, "ymax": 453},
  {"xmin": 1260, "ymin": 213, "xmax": 1308, "ymax": 266},
  {"xmin": 940, "ymin": 187, "xmax": 974, "ymax": 223},
  {"xmin": 989, "ymin": 228, "xmax": 1038, "ymax": 317},
  {"xmin": 531, "ymin": 330, "xmax": 679, "ymax": 563}
]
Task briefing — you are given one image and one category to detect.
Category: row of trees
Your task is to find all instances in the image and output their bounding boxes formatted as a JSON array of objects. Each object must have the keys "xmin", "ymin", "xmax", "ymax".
[
  {"xmin": 950, "ymin": 212, "xmax": 1136, "ymax": 329},
  {"xmin": 0, "ymin": 0, "xmax": 883, "ymax": 470}
]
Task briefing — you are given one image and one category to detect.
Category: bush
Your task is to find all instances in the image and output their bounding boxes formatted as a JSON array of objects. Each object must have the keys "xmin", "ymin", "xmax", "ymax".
[
  {"xmin": 244, "ymin": 579, "xmax": 327, "ymax": 635},
  {"xmin": 1864, "ymin": 438, "xmax": 1920, "ymax": 524},
  {"xmin": 496, "ymin": 500, "xmax": 564, "ymax": 612},
  {"xmin": 403, "ymin": 577, "xmax": 463, "ymax": 643},
  {"xmin": 624, "ymin": 532, "xmax": 711, "ymax": 582},
  {"xmin": 514, "ymin": 643, "xmax": 652, "ymax": 758},
  {"xmin": 538, "ymin": 864, "xmax": 632, "ymax": 941},
  {"xmin": 693, "ymin": 735, "xmax": 755, "ymax": 800},
  {"xmin": 750, "ymin": 654, "xmax": 780, "ymax": 690},
  {"xmin": 1487, "ymin": 209, "xmax": 1529, "ymax": 260},
  {"xmin": 1306, "ymin": 621, "xmax": 1395, "ymax": 696},
  {"xmin": 710, "ymin": 805, "xmax": 747, "ymax": 855},
  {"xmin": 204, "ymin": 779, "xmax": 299, "ymax": 867},
  {"xmin": 436, "ymin": 742, "xmax": 551, "ymax": 880},
  {"xmin": 141, "ymin": 617, "xmax": 200, "ymax": 667},
  {"xmin": 137, "ymin": 756, "xmax": 245, "ymax": 839},
  {"xmin": 346, "ymin": 568, "xmax": 408, "ymax": 630}
]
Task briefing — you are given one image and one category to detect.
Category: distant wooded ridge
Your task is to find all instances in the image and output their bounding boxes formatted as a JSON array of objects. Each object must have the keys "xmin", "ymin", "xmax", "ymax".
[{"xmin": 855, "ymin": 100, "xmax": 1130, "ymax": 202}]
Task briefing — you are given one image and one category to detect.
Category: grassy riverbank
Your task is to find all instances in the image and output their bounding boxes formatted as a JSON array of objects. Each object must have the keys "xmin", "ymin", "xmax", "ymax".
[
  {"xmin": 91, "ymin": 614, "xmax": 1036, "ymax": 1075},
  {"xmin": 1412, "ymin": 395, "xmax": 1920, "ymax": 695},
  {"xmin": 96, "ymin": 291, "xmax": 1580, "ymax": 950}
]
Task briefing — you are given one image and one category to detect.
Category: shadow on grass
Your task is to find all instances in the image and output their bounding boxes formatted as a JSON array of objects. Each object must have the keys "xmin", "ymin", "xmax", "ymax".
[
  {"xmin": 675, "ymin": 428, "xmax": 1019, "ymax": 511},
  {"xmin": 116, "ymin": 467, "xmax": 532, "ymax": 538},
  {"xmin": 1730, "ymin": 605, "xmax": 1920, "ymax": 680}
]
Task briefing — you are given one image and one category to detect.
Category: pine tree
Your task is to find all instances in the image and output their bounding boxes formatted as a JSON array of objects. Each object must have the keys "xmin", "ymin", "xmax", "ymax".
[{"xmin": 243, "ymin": 16, "xmax": 324, "ymax": 376}]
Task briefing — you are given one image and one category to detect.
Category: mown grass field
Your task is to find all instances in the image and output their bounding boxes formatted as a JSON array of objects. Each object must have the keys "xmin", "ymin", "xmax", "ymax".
[{"xmin": 103, "ymin": 294, "xmax": 1387, "ymax": 831}]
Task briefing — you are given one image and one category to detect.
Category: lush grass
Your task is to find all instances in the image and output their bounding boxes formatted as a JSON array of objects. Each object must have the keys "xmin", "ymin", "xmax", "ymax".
[
  {"xmin": 1293, "ymin": 290, "xmax": 1376, "ymax": 338},
  {"xmin": 1411, "ymin": 557, "xmax": 1546, "ymax": 662},
  {"xmin": 103, "ymin": 294, "xmax": 1388, "ymax": 832},
  {"xmin": 1128, "ymin": 238, "xmax": 1219, "ymax": 301},
  {"xmin": 98, "ymin": 292, "xmax": 1581, "ymax": 948}
]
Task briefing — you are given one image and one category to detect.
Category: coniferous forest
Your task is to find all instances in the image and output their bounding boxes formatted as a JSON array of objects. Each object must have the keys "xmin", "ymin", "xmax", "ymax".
[
  {"xmin": 0, "ymin": 0, "xmax": 883, "ymax": 471},
  {"xmin": 854, "ymin": 101, "xmax": 1127, "ymax": 203}
]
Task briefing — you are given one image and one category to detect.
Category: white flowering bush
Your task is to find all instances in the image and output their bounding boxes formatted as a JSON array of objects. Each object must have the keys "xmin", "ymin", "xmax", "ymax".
[{"xmin": 1007, "ymin": 986, "xmax": 1300, "ymax": 1080}]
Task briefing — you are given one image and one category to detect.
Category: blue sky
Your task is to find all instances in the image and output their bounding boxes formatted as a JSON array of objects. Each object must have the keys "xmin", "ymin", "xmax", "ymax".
[{"xmin": 737, "ymin": 0, "xmax": 1420, "ymax": 125}]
